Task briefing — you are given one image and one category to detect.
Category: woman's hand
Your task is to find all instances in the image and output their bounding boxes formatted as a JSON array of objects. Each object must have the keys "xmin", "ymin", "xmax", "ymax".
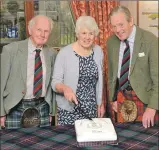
[
  {"xmin": 63, "ymin": 86, "xmax": 78, "ymax": 105},
  {"xmin": 112, "ymin": 101, "xmax": 117, "ymax": 112},
  {"xmin": 97, "ymin": 104, "xmax": 105, "ymax": 118},
  {"xmin": 55, "ymin": 83, "xmax": 78, "ymax": 104}
]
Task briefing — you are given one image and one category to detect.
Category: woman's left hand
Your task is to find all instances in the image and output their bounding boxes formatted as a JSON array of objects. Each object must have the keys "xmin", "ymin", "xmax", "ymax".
[{"xmin": 97, "ymin": 104, "xmax": 105, "ymax": 118}]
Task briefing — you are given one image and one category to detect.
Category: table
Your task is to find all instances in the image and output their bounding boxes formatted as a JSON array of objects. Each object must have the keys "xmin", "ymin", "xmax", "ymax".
[{"xmin": 0, "ymin": 122, "xmax": 158, "ymax": 150}]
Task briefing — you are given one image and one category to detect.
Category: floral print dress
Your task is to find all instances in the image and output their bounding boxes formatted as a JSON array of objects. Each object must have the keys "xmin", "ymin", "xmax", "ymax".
[{"xmin": 57, "ymin": 51, "xmax": 98, "ymax": 125}]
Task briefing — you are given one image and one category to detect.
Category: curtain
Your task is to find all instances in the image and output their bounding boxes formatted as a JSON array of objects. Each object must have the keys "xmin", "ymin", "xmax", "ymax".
[
  {"xmin": 24, "ymin": 1, "xmax": 34, "ymax": 37},
  {"xmin": 70, "ymin": 0, "xmax": 118, "ymax": 116}
]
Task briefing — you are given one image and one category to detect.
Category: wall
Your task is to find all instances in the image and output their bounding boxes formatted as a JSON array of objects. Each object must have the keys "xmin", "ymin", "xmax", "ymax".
[{"xmin": 120, "ymin": 1, "xmax": 138, "ymax": 25}]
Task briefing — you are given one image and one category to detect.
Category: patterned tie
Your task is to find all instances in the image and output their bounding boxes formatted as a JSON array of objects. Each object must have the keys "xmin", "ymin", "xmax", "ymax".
[
  {"xmin": 119, "ymin": 40, "xmax": 130, "ymax": 90},
  {"xmin": 33, "ymin": 49, "xmax": 43, "ymax": 98}
]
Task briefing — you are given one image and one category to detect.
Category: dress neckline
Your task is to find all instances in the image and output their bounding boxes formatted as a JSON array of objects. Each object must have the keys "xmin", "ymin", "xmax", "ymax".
[{"xmin": 74, "ymin": 50, "xmax": 94, "ymax": 58}]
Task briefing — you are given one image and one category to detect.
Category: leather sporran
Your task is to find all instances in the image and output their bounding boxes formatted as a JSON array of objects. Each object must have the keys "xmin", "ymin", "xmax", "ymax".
[
  {"xmin": 21, "ymin": 107, "xmax": 40, "ymax": 128},
  {"xmin": 120, "ymin": 100, "xmax": 137, "ymax": 122}
]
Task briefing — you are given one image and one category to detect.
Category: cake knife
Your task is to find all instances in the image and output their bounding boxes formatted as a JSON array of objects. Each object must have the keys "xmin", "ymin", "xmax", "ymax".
[{"xmin": 72, "ymin": 101, "xmax": 93, "ymax": 121}]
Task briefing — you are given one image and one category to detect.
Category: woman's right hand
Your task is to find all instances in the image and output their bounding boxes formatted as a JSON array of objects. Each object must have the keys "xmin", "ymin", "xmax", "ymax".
[
  {"xmin": 55, "ymin": 83, "xmax": 78, "ymax": 105},
  {"xmin": 63, "ymin": 86, "xmax": 78, "ymax": 105}
]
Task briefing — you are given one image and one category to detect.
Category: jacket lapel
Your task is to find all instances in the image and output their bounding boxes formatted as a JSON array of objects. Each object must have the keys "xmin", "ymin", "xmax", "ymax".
[
  {"xmin": 19, "ymin": 39, "xmax": 28, "ymax": 83},
  {"xmin": 130, "ymin": 27, "xmax": 143, "ymax": 75},
  {"xmin": 19, "ymin": 41, "xmax": 51, "ymax": 89},
  {"xmin": 113, "ymin": 40, "xmax": 120, "ymax": 80}
]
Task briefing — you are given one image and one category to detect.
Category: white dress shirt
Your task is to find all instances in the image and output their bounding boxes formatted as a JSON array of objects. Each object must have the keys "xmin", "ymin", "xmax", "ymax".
[
  {"xmin": 117, "ymin": 25, "xmax": 136, "ymax": 79},
  {"xmin": 24, "ymin": 39, "xmax": 46, "ymax": 99}
]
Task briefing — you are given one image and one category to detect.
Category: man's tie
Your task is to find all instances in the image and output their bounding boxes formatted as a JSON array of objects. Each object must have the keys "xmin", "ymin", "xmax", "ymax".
[
  {"xmin": 119, "ymin": 40, "xmax": 130, "ymax": 90},
  {"xmin": 33, "ymin": 49, "xmax": 43, "ymax": 98}
]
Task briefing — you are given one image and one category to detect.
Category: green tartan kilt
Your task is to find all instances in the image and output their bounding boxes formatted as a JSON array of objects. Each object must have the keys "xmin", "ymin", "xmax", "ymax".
[{"xmin": 5, "ymin": 98, "xmax": 50, "ymax": 129}]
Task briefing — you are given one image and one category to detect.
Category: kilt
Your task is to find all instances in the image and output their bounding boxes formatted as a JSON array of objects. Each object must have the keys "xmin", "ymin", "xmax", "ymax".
[
  {"xmin": 5, "ymin": 98, "xmax": 50, "ymax": 129},
  {"xmin": 115, "ymin": 90, "xmax": 159, "ymax": 124}
]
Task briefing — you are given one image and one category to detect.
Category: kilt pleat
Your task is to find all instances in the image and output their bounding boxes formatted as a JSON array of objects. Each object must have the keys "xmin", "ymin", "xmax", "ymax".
[{"xmin": 5, "ymin": 99, "xmax": 50, "ymax": 129}]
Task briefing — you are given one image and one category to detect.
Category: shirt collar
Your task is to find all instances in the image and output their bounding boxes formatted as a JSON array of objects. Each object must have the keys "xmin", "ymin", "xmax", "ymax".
[
  {"xmin": 127, "ymin": 25, "xmax": 136, "ymax": 43},
  {"xmin": 28, "ymin": 38, "xmax": 43, "ymax": 53}
]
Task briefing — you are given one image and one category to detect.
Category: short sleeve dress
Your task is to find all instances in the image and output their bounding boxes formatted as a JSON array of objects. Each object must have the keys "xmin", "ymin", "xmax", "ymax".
[{"xmin": 57, "ymin": 51, "xmax": 98, "ymax": 125}]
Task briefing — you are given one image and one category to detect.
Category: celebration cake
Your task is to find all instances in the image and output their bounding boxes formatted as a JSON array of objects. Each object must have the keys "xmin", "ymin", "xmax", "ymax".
[{"xmin": 75, "ymin": 118, "xmax": 118, "ymax": 147}]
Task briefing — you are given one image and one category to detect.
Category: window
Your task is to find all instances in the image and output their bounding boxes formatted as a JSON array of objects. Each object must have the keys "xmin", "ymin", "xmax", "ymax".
[
  {"xmin": 0, "ymin": 0, "xmax": 76, "ymax": 50},
  {"xmin": 34, "ymin": 1, "xmax": 76, "ymax": 48},
  {"xmin": 0, "ymin": 0, "xmax": 25, "ymax": 43}
]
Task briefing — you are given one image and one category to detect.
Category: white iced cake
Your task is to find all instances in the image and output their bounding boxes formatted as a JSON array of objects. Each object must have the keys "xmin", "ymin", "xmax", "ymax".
[{"xmin": 75, "ymin": 118, "xmax": 117, "ymax": 142}]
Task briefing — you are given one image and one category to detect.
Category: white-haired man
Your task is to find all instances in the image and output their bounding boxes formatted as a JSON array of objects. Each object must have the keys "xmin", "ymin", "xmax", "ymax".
[
  {"xmin": 107, "ymin": 6, "xmax": 158, "ymax": 128},
  {"xmin": 1, "ymin": 15, "xmax": 57, "ymax": 129}
]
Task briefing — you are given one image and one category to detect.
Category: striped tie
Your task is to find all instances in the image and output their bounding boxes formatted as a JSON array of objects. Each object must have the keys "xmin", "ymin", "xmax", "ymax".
[
  {"xmin": 33, "ymin": 49, "xmax": 43, "ymax": 98},
  {"xmin": 119, "ymin": 40, "xmax": 130, "ymax": 90}
]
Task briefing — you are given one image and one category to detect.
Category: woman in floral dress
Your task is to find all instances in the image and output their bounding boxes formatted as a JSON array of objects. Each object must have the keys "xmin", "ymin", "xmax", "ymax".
[{"xmin": 52, "ymin": 16, "xmax": 105, "ymax": 125}]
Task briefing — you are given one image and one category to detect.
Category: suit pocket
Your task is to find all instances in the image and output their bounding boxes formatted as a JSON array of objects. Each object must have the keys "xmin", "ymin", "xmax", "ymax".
[{"xmin": 136, "ymin": 54, "xmax": 148, "ymax": 68}]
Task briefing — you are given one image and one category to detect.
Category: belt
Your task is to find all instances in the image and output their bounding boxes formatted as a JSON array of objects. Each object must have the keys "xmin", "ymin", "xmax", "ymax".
[{"xmin": 22, "ymin": 97, "xmax": 44, "ymax": 102}]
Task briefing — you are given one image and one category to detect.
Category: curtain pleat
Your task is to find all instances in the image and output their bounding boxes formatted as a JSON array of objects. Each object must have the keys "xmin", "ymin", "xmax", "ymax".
[{"xmin": 24, "ymin": 1, "xmax": 34, "ymax": 37}]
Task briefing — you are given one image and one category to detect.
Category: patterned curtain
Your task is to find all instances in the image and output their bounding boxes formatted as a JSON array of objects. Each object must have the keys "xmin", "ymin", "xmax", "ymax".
[
  {"xmin": 70, "ymin": 0, "xmax": 118, "ymax": 116},
  {"xmin": 24, "ymin": 1, "xmax": 34, "ymax": 37}
]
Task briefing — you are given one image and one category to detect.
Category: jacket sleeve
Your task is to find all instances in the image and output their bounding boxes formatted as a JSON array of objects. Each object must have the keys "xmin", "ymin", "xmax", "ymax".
[
  {"xmin": 50, "ymin": 49, "xmax": 57, "ymax": 116},
  {"xmin": 147, "ymin": 36, "xmax": 158, "ymax": 110},
  {"xmin": 107, "ymin": 39, "xmax": 113, "ymax": 101},
  {"xmin": 51, "ymin": 49, "xmax": 65, "ymax": 92},
  {"xmin": 1, "ymin": 46, "xmax": 11, "ymax": 116},
  {"xmin": 96, "ymin": 47, "xmax": 104, "ymax": 105}
]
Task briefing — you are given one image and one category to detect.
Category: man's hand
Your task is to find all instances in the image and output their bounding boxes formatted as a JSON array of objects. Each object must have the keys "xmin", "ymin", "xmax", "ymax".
[
  {"xmin": 97, "ymin": 104, "xmax": 105, "ymax": 118},
  {"xmin": 63, "ymin": 86, "xmax": 78, "ymax": 105},
  {"xmin": 0, "ymin": 116, "xmax": 6, "ymax": 128},
  {"xmin": 142, "ymin": 107, "xmax": 156, "ymax": 128},
  {"xmin": 49, "ymin": 115, "xmax": 52, "ymax": 124},
  {"xmin": 112, "ymin": 101, "xmax": 117, "ymax": 112}
]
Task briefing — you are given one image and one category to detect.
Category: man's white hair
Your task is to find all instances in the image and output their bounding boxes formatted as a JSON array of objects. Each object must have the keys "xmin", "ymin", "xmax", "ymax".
[{"xmin": 28, "ymin": 15, "xmax": 54, "ymax": 31}]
